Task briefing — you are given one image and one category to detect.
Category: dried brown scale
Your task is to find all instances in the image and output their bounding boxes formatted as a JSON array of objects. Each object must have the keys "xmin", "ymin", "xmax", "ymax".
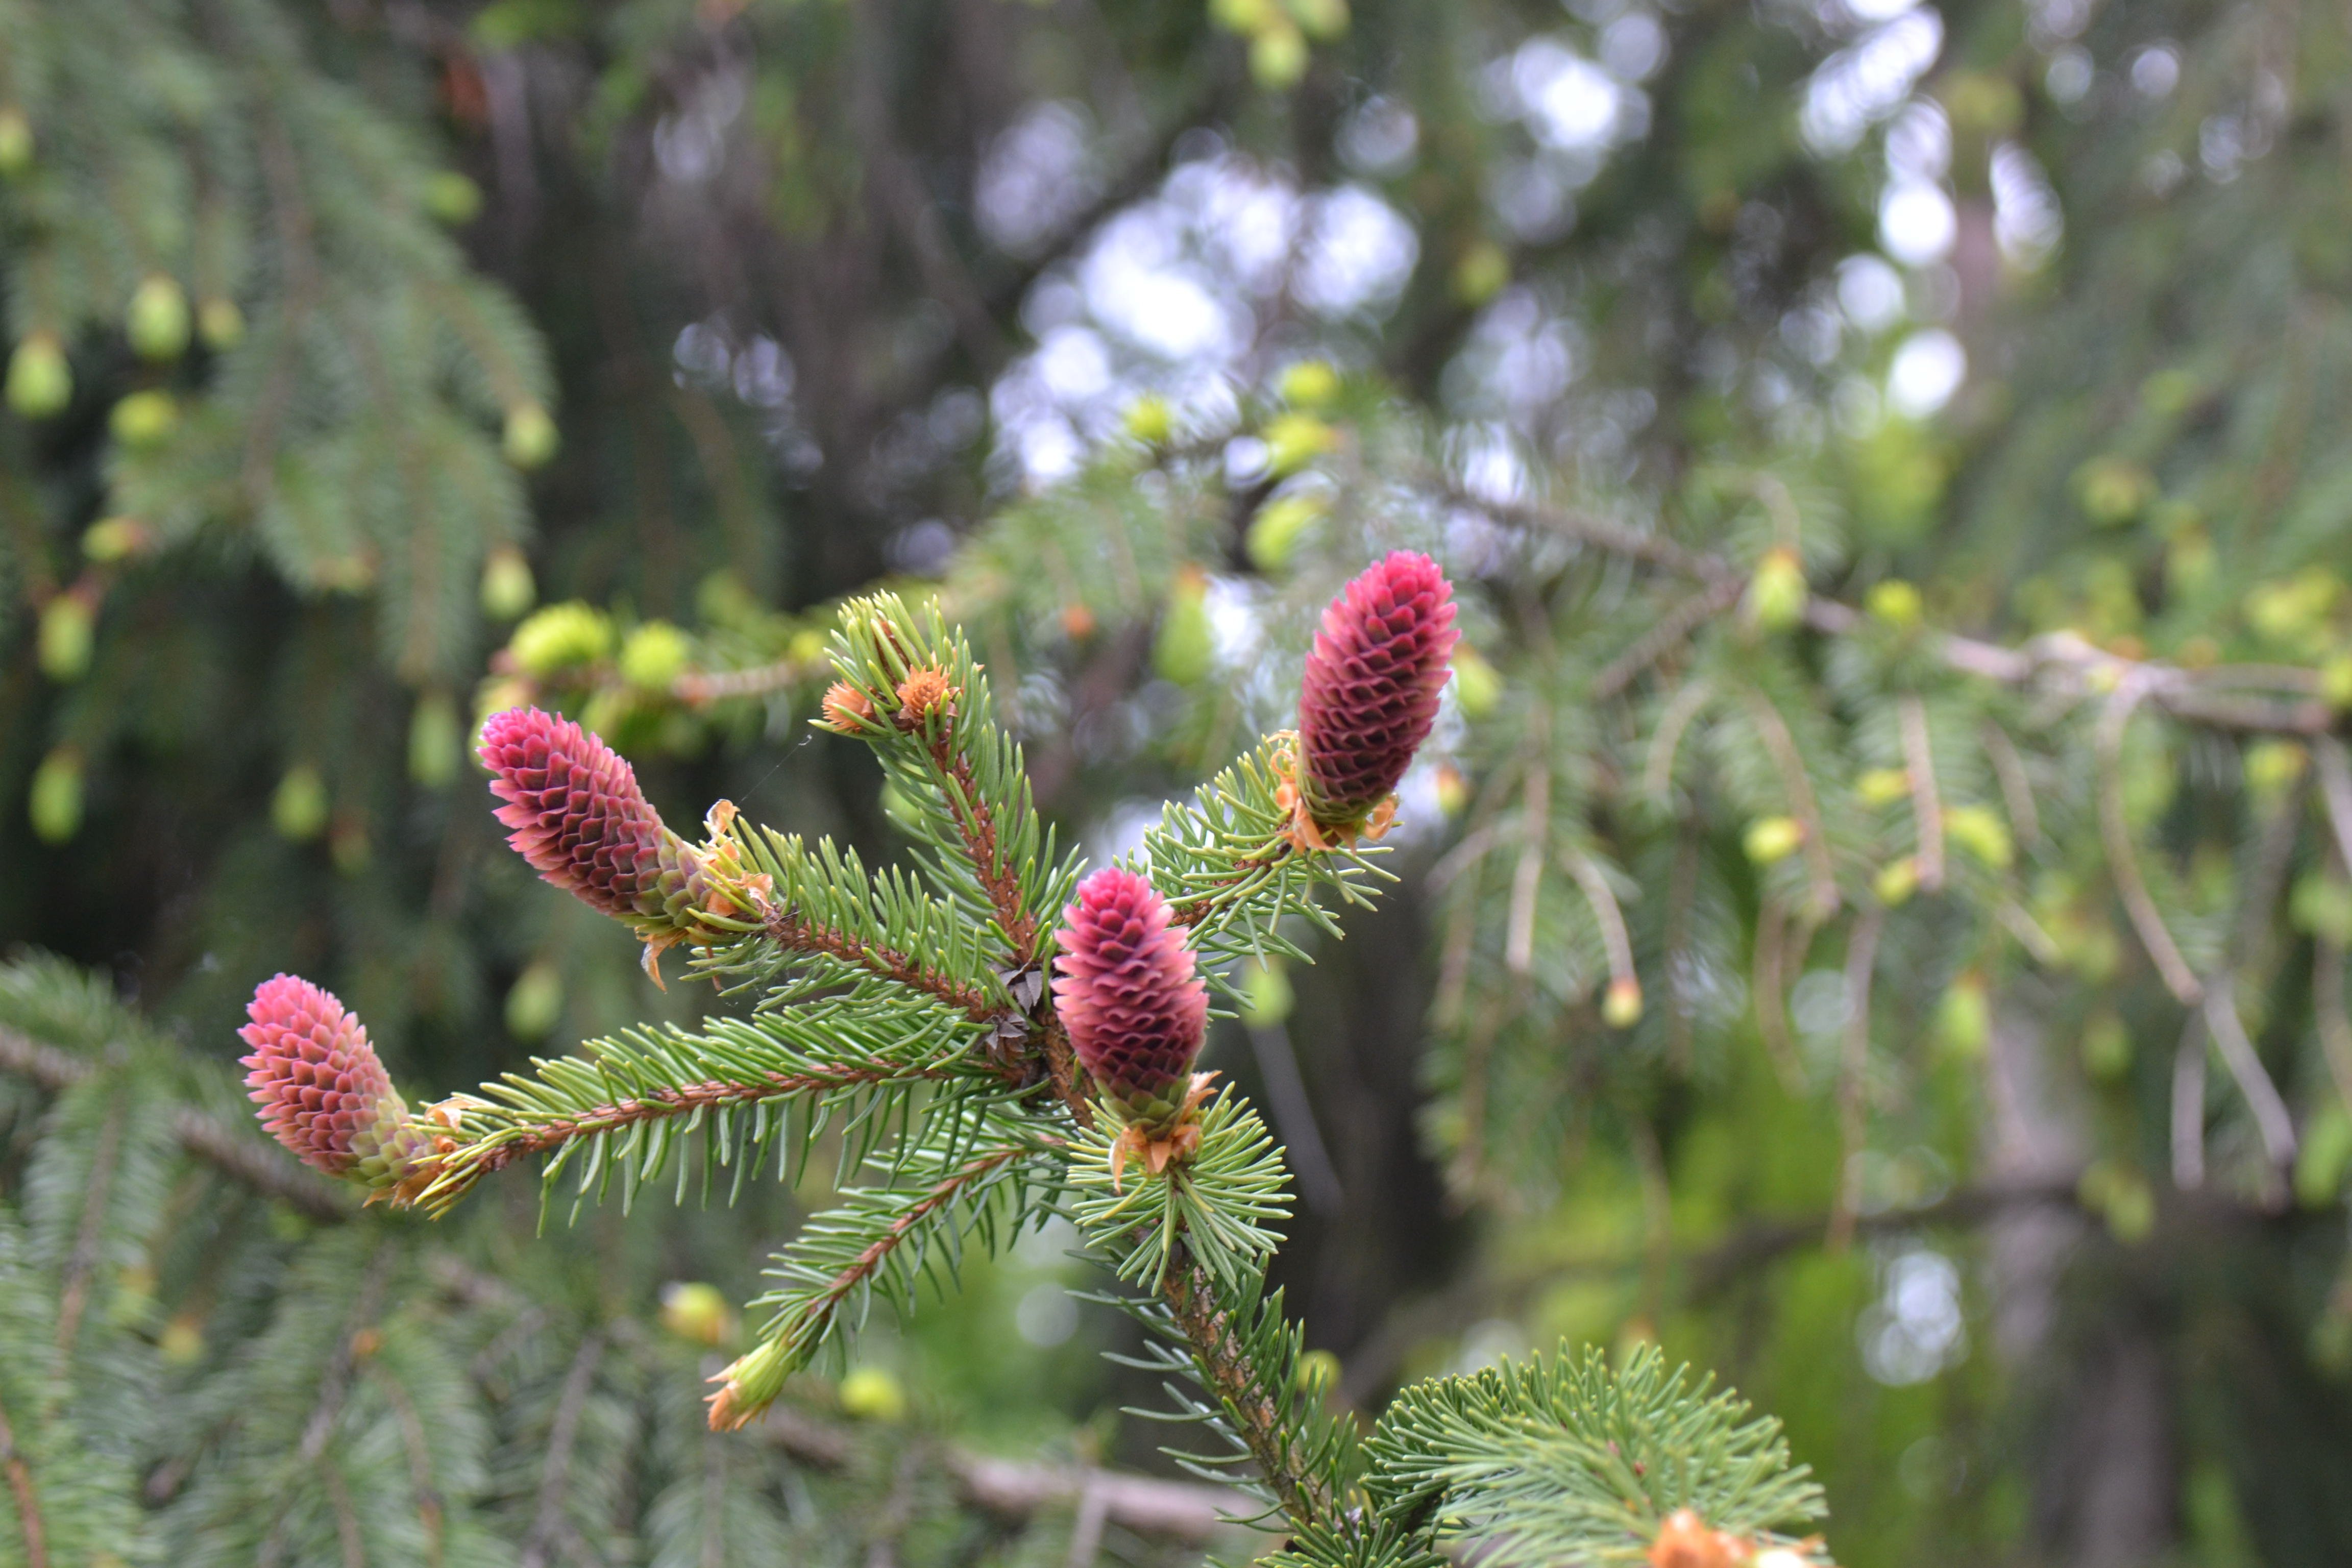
[{"xmin": 762, "ymin": 906, "xmax": 999, "ymax": 1022}]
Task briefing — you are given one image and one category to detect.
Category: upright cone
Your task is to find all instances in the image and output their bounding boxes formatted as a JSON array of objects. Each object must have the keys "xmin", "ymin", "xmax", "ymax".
[
  {"xmin": 1295, "ymin": 551, "xmax": 1459, "ymax": 838},
  {"xmin": 240, "ymin": 975, "xmax": 429, "ymax": 1195},
  {"xmin": 478, "ymin": 706, "xmax": 712, "ymax": 940},
  {"xmin": 1051, "ymin": 868, "xmax": 1208, "ymax": 1136}
]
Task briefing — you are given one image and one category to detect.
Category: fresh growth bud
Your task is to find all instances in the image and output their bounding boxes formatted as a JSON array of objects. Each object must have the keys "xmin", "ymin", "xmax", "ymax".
[
  {"xmin": 272, "ymin": 764, "xmax": 330, "ymax": 842},
  {"xmin": 239, "ymin": 974, "xmax": 432, "ymax": 1193},
  {"xmin": 1278, "ymin": 359, "xmax": 1341, "ymax": 408},
  {"xmin": 659, "ymin": 1282, "xmax": 734, "ymax": 1346},
  {"xmin": 1645, "ymin": 1509, "xmax": 1750, "ymax": 1568},
  {"xmin": 408, "ymin": 691, "xmax": 461, "ymax": 787},
  {"xmin": 1245, "ymin": 491, "xmax": 1327, "ymax": 572},
  {"xmin": 82, "ymin": 515, "xmax": 155, "ymax": 564},
  {"xmin": 509, "ymin": 601, "xmax": 614, "ymax": 677},
  {"xmin": 1452, "ymin": 241, "xmax": 1510, "ymax": 306},
  {"xmin": 1943, "ymin": 803, "xmax": 2013, "ymax": 869},
  {"xmin": 707, "ymin": 1337, "xmax": 791, "ymax": 1431},
  {"xmin": 1602, "ymin": 976, "xmax": 1644, "ymax": 1029},
  {"xmin": 1294, "ymin": 551, "xmax": 1460, "ymax": 835},
  {"xmin": 0, "ymin": 109, "xmax": 32, "ymax": 175},
  {"xmin": 1451, "ymin": 643, "xmax": 1503, "ymax": 719},
  {"xmin": 424, "ymin": 170, "xmax": 483, "ymax": 225},
  {"xmin": 839, "ymin": 1366, "xmax": 908, "ymax": 1422},
  {"xmin": 197, "ymin": 297, "xmax": 244, "ymax": 350},
  {"xmin": 1866, "ymin": 577, "xmax": 1923, "ymax": 629},
  {"xmin": 478, "ymin": 706, "xmax": 712, "ymax": 939},
  {"xmin": 818, "ymin": 681, "xmax": 877, "ymax": 732},
  {"xmin": 1743, "ymin": 815, "xmax": 1804, "ymax": 866},
  {"xmin": 1874, "ymin": 856, "xmax": 1920, "ymax": 907},
  {"xmin": 126, "ymin": 275, "xmax": 191, "ymax": 360},
  {"xmin": 504, "ymin": 958, "xmax": 564, "ymax": 1039},
  {"xmin": 1854, "ymin": 767, "xmax": 1910, "ymax": 808},
  {"xmin": 1248, "ymin": 20, "xmax": 1308, "ymax": 89},
  {"xmin": 37, "ymin": 591, "xmax": 94, "ymax": 681},
  {"xmin": 28, "ymin": 747, "xmax": 83, "ymax": 844},
  {"xmin": 1287, "ymin": 0, "xmax": 1349, "ymax": 40},
  {"xmin": 109, "ymin": 390, "xmax": 178, "ymax": 449},
  {"xmin": 1052, "ymin": 867, "xmax": 1209, "ymax": 1136},
  {"xmin": 1263, "ymin": 411, "xmax": 1338, "ymax": 476},
  {"xmin": 479, "ymin": 546, "xmax": 536, "ymax": 620},
  {"xmin": 7, "ymin": 331, "xmax": 71, "ymax": 418},
  {"xmin": 893, "ymin": 666, "xmax": 961, "ymax": 728},
  {"xmin": 1746, "ymin": 547, "xmax": 1807, "ymax": 632},
  {"xmin": 1236, "ymin": 955, "xmax": 1294, "ymax": 1026},
  {"xmin": 503, "ymin": 401, "xmax": 559, "ymax": 469},
  {"xmin": 1153, "ymin": 567, "xmax": 1214, "ymax": 685},
  {"xmin": 619, "ymin": 620, "xmax": 693, "ymax": 691},
  {"xmin": 1123, "ymin": 393, "xmax": 1173, "ymax": 446}
]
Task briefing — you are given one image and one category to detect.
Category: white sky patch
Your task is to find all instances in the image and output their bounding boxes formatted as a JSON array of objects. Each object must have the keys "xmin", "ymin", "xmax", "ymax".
[
  {"xmin": 1015, "ymin": 1283, "xmax": 1079, "ymax": 1347},
  {"xmin": 1859, "ymin": 1248, "xmax": 1968, "ymax": 1385},
  {"xmin": 1512, "ymin": 40, "xmax": 1633, "ymax": 153},
  {"xmin": 1879, "ymin": 179, "xmax": 1956, "ymax": 265},
  {"xmin": 1079, "ymin": 211, "xmax": 1243, "ymax": 362},
  {"xmin": 976, "ymin": 102, "xmax": 1100, "ymax": 255},
  {"xmin": 1600, "ymin": 12, "xmax": 1668, "ymax": 82},
  {"xmin": 1801, "ymin": 10, "xmax": 1944, "ymax": 156},
  {"xmin": 1888, "ymin": 328, "xmax": 1965, "ymax": 417},
  {"xmin": 1836, "ymin": 254, "xmax": 1908, "ymax": 332},
  {"xmin": 1203, "ymin": 575, "xmax": 1266, "ymax": 669},
  {"xmin": 1294, "ymin": 186, "xmax": 1420, "ymax": 319},
  {"xmin": 1991, "ymin": 140, "xmax": 2064, "ymax": 266}
]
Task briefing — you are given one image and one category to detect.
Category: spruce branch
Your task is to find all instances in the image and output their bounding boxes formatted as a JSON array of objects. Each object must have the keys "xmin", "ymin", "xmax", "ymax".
[
  {"xmin": 416, "ymin": 998, "xmax": 1007, "ymax": 1216},
  {"xmin": 1362, "ymin": 1344, "xmax": 1828, "ymax": 1567}
]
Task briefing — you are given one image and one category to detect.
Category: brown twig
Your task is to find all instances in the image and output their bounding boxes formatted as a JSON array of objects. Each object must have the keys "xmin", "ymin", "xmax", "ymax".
[
  {"xmin": 0, "ymin": 1395, "xmax": 46, "ymax": 1568},
  {"xmin": 764, "ymin": 907, "xmax": 1000, "ymax": 1021},
  {"xmin": 760, "ymin": 1405, "xmax": 1240, "ymax": 1544},
  {"xmin": 792, "ymin": 1146, "xmax": 1033, "ymax": 1340},
  {"xmin": 1589, "ymin": 579, "xmax": 1745, "ymax": 701},
  {"xmin": 926, "ymin": 734, "xmax": 1041, "ymax": 961},
  {"xmin": 455, "ymin": 1062, "xmax": 962, "ymax": 1177},
  {"xmin": 2095, "ymin": 674, "xmax": 2204, "ymax": 1005},
  {"xmin": 1898, "ymin": 697, "xmax": 1944, "ymax": 892},
  {"xmin": 1744, "ymin": 693, "xmax": 1840, "ymax": 920}
]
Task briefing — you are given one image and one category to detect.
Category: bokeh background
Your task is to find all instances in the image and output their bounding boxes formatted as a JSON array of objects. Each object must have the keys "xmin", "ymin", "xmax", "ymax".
[{"xmin": 6, "ymin": 0, "xmax": 2352, "ymax": 1563}]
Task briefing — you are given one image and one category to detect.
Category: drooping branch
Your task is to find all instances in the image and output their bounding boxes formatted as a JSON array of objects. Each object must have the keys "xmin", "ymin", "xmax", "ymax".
[{"xmin": 0, "ymin": 1026, "xmax": 352, "ymax": 1222}]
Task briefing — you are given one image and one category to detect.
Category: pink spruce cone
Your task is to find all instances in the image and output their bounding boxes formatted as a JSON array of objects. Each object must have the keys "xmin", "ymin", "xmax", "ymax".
[
  {"xmin": 479, "ymin": 706, "xmax": 708, "ymax": 936},
  {"xmin": 240, "ymin": 974, "xmax": 427, "ymax": 1191},
  {"xmin": 1051, "ymin": 868, "xmax": 1209, "ymax": 1134},
  {"xmin": 1295, "ymin": 551, "xmax": 1460, "ymax": 832}
]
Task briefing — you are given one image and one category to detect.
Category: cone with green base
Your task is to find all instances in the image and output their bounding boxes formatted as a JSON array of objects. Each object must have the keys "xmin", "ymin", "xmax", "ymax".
[{"xmin": 240, "ymin": 974, "xmax": 437, "ymax": 1203}]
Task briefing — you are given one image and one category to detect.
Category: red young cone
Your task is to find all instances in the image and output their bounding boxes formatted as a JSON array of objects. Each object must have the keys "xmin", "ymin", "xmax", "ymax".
[
  {"xmin": 1295, "ymin": 551, "xmax": 1459, "ymax": 834},
  {"xmin": 1052, "ymin": 867, "xmax": 1208, "ymax": 1135},
  {"xmin": 240, "ymin": 974, "xmax": 428, "ymax": 1192},
  {"xmin": 479, "ymin": 706, "xmax": 710, "ymax": 938}
]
